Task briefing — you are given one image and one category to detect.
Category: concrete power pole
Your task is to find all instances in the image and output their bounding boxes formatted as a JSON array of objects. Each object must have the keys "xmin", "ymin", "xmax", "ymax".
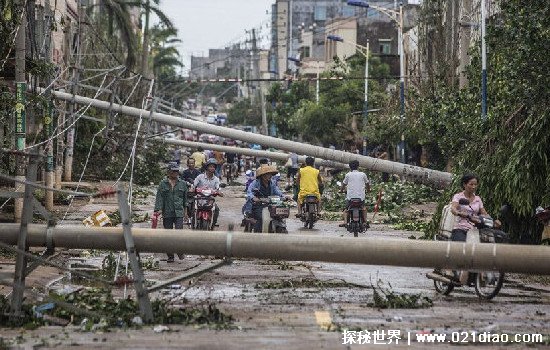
[
  {"xmin": 252, "ymin": 29, "xmax": 268, "ymax": 135},
  {"xmin": 13, "ymin": 0, "xmax": 27, "ymax": 222},
  {"xmin": 141, "ymin": 0, "xmax": 151, "ymax": 77},
  {"xmin": 43, "ymin": 2, "xmax": 54, "ymax": 210},
  {"xmin": 458, "ymin": 0, "xmax": 473, "ymax": 88},
  {"xmin": 63, "ymin": 2, "xmax": 85, "ymax": 182}
]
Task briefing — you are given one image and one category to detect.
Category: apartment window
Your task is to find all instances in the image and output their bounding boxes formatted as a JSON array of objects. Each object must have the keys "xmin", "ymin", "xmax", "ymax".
[
  {"xmin": 342, "ymin": 5, "xmax": 355, "ymax": 17},
  {"xmin": 314, "ymin": 6, "xmax": 327, "ymax": 21},
  {"xmin": 379, "ymin": 40, "xmax": 392, "ymax": 54},
  {"xmin": 302, "ymin": 46, "xmax": 311, "ymax": 58}
]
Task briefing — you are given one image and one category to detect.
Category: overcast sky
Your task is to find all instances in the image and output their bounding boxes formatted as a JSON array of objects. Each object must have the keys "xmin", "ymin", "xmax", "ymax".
[{"xmin": 157, "ymin": 0, "xmax": 274, "ymax": 75}]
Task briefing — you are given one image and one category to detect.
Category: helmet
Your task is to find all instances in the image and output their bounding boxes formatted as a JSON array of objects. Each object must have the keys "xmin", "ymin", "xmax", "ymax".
[
  {"xmin": 245, "ymin": 170, "xmax": 254, "ymax": 177},
  {"xmin": 205, "ymin": 158, "xmax": 218, "ymax": 166},
  {"xmin": 256, "ymin": 165, "xmax": 278, "ymax": 177},
  {"xmin": 168, "ymin": 162, "xmax": 180, "ymax": 172}
]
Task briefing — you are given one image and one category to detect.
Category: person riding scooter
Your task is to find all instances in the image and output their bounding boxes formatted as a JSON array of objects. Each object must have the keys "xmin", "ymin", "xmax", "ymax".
[
  {"xmin": 193, "ymin": 158, "xmax": 223, "ymax": 229},
  {"xmin": 296, "ymin": 157, "xmax": 323, "ymax": 217},
  {"xmin": 339, "ymin": 160, "xmax": 370, "ymax": 229},
  {"xmin": 242, "ymin": 165, "xmax": 287, "ymax": 232}
]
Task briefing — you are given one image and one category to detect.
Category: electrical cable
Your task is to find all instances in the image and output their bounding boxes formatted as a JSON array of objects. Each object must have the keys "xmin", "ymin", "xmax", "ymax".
[
  {"xmin": 60, "ymin": 126, "xmax": 106, "ymax": 223},
  {"xmin": 24, "ymin": 73, "xmax": 113, "ymax": 151}
]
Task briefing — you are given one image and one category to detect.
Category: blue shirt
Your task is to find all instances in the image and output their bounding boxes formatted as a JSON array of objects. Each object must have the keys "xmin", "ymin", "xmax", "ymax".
[{"xmin": 242, "ymin": 179, "xmax": 284, "ymax": 213}]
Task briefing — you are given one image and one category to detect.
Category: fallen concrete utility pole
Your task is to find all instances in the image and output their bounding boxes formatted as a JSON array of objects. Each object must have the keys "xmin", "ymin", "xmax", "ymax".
[
  {"xmin": 1, "ymin": 224, "xmax": 549, "ymax": 275},
  {"xmin": 159, "ymin": 139, "xmax": 347, "ymax": 169},
  {"xmin": 42, "ymin": 89, "xmax": 453, "ymax": 187}
]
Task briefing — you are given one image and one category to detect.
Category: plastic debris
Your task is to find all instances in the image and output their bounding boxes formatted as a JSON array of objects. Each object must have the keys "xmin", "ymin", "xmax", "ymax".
[{"xmin": 153, "ymin": 325, "xmax": 170, "ymax": 333}]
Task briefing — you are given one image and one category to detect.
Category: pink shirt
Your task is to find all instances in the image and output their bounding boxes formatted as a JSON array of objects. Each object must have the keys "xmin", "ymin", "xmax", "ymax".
[{"xmin": 452, "ymin": 192, "xmax": 484, "ymax": 231}]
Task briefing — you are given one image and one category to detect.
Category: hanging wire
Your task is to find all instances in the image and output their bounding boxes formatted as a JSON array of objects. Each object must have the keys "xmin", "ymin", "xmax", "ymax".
[
  {"xmin": 60, "ymin": 125, "xmax": 106, "ymax": 223},
  {"xmin": 24, "ymin": 73, "xmax": 113, "ymax": 151},
  {"xmin": 0, "ymin": 0, "xmax": 31, "ymax": 73},
  {"xmin": 59, "ymin": 74, "xmax": 143, "ymax": 223},
  {"xmin": 113, "ymin": 79, "xmax": 154, "ymax": 187}
]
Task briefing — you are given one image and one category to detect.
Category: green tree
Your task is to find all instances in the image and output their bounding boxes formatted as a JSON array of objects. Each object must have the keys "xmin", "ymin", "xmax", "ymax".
[
  {"xmin": 227, "ymin": 98, "xmax": 261, "ymax": 126},
  {"xmin": 149, "ymin": 24, "xmax": 183, "ymax": 79},
  {"xmin": 412, "ymin": 0, "xmax": 550, "ymax": 242}
]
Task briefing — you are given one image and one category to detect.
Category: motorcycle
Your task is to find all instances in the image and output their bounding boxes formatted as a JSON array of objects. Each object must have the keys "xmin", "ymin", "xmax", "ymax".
[
  {"xmin": 345, "ymin": 198, "xmax": 369, "ymax": 237},
  {"xmin": 183, "ymin": 181, "xmax": 195, "ymax": 226},
  {"xmin": 244, "ymin": 156, "xmax": 254, "ymax": 172},
  {"xmin": 427, "ymin": 198, "xmax": 508, "ymax": 300},
  {"xmin": 191, "ymin": 187, "xmax": 220, "ymax": 231},
  {"xmin": 535, "ymin": 205, "xmax": 550, "ymax": 244},
  {"xmin": 243, "ymin": 195, "xmax": 290, "ymax": 233},
  {"xmin": 224, "ymin": 162, "xmax": 237, "ymax": 184},
  {"xmin": 300, "ymin": 194, "xmax": 319, "ymax": 229}
]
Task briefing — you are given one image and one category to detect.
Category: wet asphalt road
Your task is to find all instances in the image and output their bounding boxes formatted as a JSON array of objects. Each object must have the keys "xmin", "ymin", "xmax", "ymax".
[{"xmin": 1, "ymin": 180, "xmax": 549, "ymax": 349}]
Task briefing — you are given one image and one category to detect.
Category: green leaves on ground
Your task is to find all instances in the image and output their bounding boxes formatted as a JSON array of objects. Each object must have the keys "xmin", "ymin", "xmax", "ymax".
[{"xmin": 371, "ymin": 280, "xmax": 433, "ymax": 309}]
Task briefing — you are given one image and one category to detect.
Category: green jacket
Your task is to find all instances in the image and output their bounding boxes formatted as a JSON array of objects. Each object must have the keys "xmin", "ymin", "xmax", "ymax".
[{"xmin": 154, "ymin": 178, "xmax": 188, "ymax": 218}]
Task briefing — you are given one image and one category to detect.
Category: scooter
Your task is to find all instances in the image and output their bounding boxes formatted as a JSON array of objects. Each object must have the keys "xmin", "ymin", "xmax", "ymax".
[
  {"xmin": 427, "ymin": 198, "xmax": 508, "ymax": 300},
  {"xmin": 192, "ymin": 187, "xmax": 220, "ymax": 231},
  {"xmin": 535, "ymin": 205, "xmax": 550, "ymax": 244},
  {"xmin": 243, "ymin": 195, "xmax": 290, "ymax": 233},
  {"xmin": 300, "ymin": 194, "xmax": 319, "ymax": 229},
  {"xmin": 224, "ymin": 162, "xmax": 237, "ymax": 184},
  {"xmin": 345, "ymin": 198, "xmax": 369, "ymax": 237}
]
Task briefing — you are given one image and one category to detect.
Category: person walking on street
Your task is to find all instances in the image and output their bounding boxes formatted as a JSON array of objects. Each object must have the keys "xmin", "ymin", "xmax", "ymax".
[
  {"xmin": 181, "ymin": 158, "xmax": 202, "ymax": 221},
  {"xmin": 191, "ymin": 147, "xmax": 206, "ymax": 170},
  {"xmin": 213, "ymin": 149, "xmax": 225, "ymax": 177},
  {"xmin": 154, "ymin": 163, "xmax": 188, "ymax": 263},
  {"xmin": 181, "ymin": 158, "xmax": 201, "ymax": 184},
  {"xmin": 286, "ymin": 152, "xmax": 299, "ymax": 189}
]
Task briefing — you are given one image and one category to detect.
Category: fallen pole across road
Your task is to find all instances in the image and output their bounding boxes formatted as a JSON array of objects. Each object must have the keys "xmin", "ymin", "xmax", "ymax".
[
  {"xmin": 159, "ymin": 139, "xmax": 348, "ymax": 169},
  {"xmin": 1, "ymin": 224, "xmax": 549, "ymax": 275},
  {"xmin": 41, "ymin": 89, "xmax": 453, "ymax": 187}
]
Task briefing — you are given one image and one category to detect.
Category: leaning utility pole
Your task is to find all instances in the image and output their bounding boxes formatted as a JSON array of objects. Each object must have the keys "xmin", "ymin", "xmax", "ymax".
[
  {"xmin": 13, "ymin": 0, "xmax": 27, "ymax": 222},
  {"xmin": 43, "ymin": 88, "xmax": 454, "ymax": 187},
  {"xmin": 43, "ymin": 2, "xmax": 54, "ymax": 210},
  {"xmin": 140, "ymin": 0, "xmax": 151, "ymax": 76},
  {"xmin": 251, "ymin": 29, "xmax": 268, "ymax": 135},
  {"xmin": 63, "ymin": 2, "xmax": 85, "ymax": 182},
  {"xmin": 458, "ymin": 0, "xmax": 473, "ymax": 88}
]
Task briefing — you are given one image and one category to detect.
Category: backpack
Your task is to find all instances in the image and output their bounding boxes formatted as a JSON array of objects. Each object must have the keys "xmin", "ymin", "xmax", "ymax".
[{"xmin": 439, "ymin": 204, "xmax": 457, "ymax": 239}]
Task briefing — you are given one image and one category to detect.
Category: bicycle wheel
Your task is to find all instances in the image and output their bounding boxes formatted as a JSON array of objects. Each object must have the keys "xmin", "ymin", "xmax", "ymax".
[
  {"xmin": 433, "ymin": 279, "xmax": 455, "ymax": 295},
  {"xmin": 226, "ymin": 166, "xmax": 231, "ymax": 184},
  {"xmin": 351, "ymin": 222, "xmax": 358, "ymax": 237},
  {"xmin": 307, "ymin": 213, "xmax": 314, "ymax": 229},
  {"xmin": 198, "ymin": 219, "xmax": 209, "ymax": 231},
  {"xmin": 474, "ymin": 271, "xmax": 504, "ymax": 300}
]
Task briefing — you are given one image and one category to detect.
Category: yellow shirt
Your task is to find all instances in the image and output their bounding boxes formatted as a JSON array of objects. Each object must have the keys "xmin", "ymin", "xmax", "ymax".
[
  {"xmin": 191, "ymin": 152, "xmax": 206, "ymax": 168},
  {"xmin": 298, "ymin": 166, "xmax": 320, "ymax": 196}
]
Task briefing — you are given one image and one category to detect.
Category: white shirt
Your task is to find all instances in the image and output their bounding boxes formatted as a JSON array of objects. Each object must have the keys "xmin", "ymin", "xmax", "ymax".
[
  {"xmin": 343, "ymin": 170, "xmax": 369, "ymax": 200},
  {"xmin": 193, "ymin": 173, "xmax": 220, "ymax": 190}
]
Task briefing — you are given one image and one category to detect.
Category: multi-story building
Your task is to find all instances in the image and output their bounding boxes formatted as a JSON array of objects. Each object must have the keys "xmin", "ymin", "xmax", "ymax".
[
  {"xmin": 189, "ymin": 46, "xmax": 249, "ymax": 80},
  {"xmin": 270, "ymin": 0, "xmax": 406, "ymax": 79}
]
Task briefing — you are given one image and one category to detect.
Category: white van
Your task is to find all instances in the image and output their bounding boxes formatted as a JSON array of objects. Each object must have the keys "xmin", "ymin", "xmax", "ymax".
[{"xmin": 206, "ymin": 114, "xmax": 217, "ymax": 124}]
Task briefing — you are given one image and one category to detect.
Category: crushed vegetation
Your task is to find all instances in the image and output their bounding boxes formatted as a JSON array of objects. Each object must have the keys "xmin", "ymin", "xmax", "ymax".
[
  {"xmin": 130, "ymin": 187, "xmax": 154, "ymax": 205},
  {"xmin": 258, "ymin": 259, "xmax": 312, "ymax": 271},
  {"xmin": 255, "ymin": 277, "xmax": 366, "ymax": 289},
  {"xmin": 71, "ymin": 253, "xmax": 160, "ymax": 285},
  {"xmin": 370, "ymin": 280, "xmax": 432, "ymax": 309},
  {"xmin": 324, "ymin": 173, "xmax": 441, "ymax": 214},
  {"xmin": 384, "ymin": 210, "xmax": 431, "ymax": 232},
  {"xmin": 0, "ymin": 288, "xmax": 233, "ymax": 330},
  {"xmin": 320, "ymin": 212, "xmax": 342, "ymax": 221},
  {"xmin": 108, "ymin": 210, "xmax": 150, "ymax": 226},
  {"xmin": 322, "ymin": 173, "xmax": 441, "ymax": 234}
]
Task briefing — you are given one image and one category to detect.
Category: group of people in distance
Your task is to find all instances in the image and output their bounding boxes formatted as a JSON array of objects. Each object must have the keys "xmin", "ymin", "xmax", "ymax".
[{"xmin": 154, "ymin": 144, "xmax": 505, "ymax": 264}]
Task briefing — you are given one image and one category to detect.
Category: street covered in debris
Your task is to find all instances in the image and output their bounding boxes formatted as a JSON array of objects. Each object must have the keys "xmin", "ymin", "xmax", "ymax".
[
  {"xmin": 1, "ymin": 179, "xmax": 549, "ymax": 348},
  {"xmin": 1, "ymin": 0, "xmax": 550, "ymax": 348}
]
